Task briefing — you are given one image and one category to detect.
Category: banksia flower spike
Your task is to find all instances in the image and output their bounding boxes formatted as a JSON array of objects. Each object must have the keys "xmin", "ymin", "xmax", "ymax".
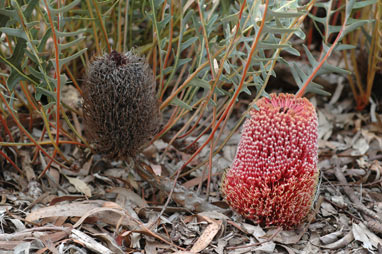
[
  {"xmin": 83, "ymin": 51, "xmax": 160, "ymax": 160},
  {"xmin": 221, "ymin": 93, "xmax": 318, "ymax": 228}
]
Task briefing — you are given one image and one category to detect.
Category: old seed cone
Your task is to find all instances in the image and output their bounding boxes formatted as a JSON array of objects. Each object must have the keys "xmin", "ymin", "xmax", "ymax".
[
  {"xmin": 83, "ymin": 51, "xmax": 160, "ymax": 160},
  {"xmin": 221, "ymin": 93, "xmax": 319, "ymax": 228}
]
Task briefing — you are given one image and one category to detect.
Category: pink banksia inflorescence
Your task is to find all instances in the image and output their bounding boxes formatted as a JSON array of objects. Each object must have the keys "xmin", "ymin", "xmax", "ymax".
[
  {"xmin": 82, "ymin": 50, "xmax": 160, "ymax": 160},
  {"xmin": 221, "ymin": 93, "xmax": 319, "ymax": 228}
]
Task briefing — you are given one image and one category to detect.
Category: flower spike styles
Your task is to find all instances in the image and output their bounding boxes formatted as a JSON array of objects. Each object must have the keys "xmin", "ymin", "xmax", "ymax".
[
  {"xmin": 83, "ymin": 51, "xmax": 161, "ymax": 160},
  {"xmin": 221, "ymin": 93, "xmax": 319, "ymax": 228}
]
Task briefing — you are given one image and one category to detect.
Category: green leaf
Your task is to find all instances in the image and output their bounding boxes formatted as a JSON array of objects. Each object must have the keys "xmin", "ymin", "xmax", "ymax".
[
  {"xmin": 28, "ymin": 66, "xmax": 44, "ymax": 80},
  {"xmin": 241, "ymin": 84, "xmax": 252, "ymax": 95},
  {"xmin": 48, "ymin": 0, "xmax": 82, "ymax": 14},
  {"xmin": 8, "ymin": 38, "xmax": 27, "ymax": 65},
  {"xmin": 25, "ymin": 21, "xmax": 40, "ymax": 28},
  {"xmin": 333, "ymin": 44, "xmax": 356, "ymax": 51},
  {"xmin": 318, "ymin": 62, "xmax": 350, "ymax": 75},
  {"xmin": 177, "ymin": 58, "xmax": 192, "ymax": 67},
  {"xmin": 345, "ymin": 0, "xmax": 356, "ymax": 19},
  {"xmin": 180, "ymin": 37, "xmax": 198, "ymax": 51},
  {"xmin": 55, "ymin": 28, "xmax": 87, "ymax": 37},
  {"xmin": 290, "ymin": 63, "xmax": 303, "ymax": 88},
  {"xmin": 7, "ymin": 70, "xmax": 25, "ymax": 90},
  {"xmin": 0, "ymin": 27, "xmax": 27, "ymax": 40},
  {"xmin": 170, "ymin": 97, "xmax": 193, "ymax": 110},
  {"xmin": 51, "ymin": 48, "xmax": 87, "ymax": 71},
  {"xmin": 283, "ymin": 46, "xmax": 300, "ymax": 56},
  {"xmin": 24, "ymin": 49, "xmax": 40, "ymax": 65},
  {"xmin": 339, "ymin": 18, "xmax": 374, "ymax": 40},
  {"xmin": 157, "ymin": 14, "xmax": 171, "ymax": 32},
  {"xmin": 267, "ymin": 9, "xmax": 306, "ymax": 18},
  {"xmin": 58, "ymin": 37, "xmax": 85, "ymax": 50},
  {"xmin": 24, "ymin": 0, "xmax": 39, "ymax": 17},
  {"xmin": 257, "ymin": 42, "xmax": 289, "ymax": 49},
  {"xmin": 307, "ymin": 14, "xmax": 327, "ymax": 25},
  {"xmin": 0, "ymin": 9, "xmax": 18, "ymax": 20},
  {"xmin": 152, "ymin": 0, "xmax": 165, "ymax": 10},
  {"xmin": 206, "ymin": 13, "xmax": 219, "ymax": 36},
  {"xmin": 262, "ymin": 25, "xmax": 297, "ymax": 34},
  {"xmin": 353, "ymin": 0, "xmax": 377, "ymax": 9},
  {"xmin": 188, "ymin": 78, "xmax": 226, "ymax": 96},
  {"xmin": 38, "ymin": 28, "xmax": 52, "ymax": 51},
  {"xmin": 305, "ymin": 81, "xmax": 331, "ymax": 96},
  {"xmin": 35, "ymin": 87, "xmax": 55, "ymax": 101},
  {"xmin": 162, "ymin": 66, "xmax": 174, "ymax": 75},
  {"xmin": 50, "ymin": 74, "xmax": 68, "ymax": 90},
  {"xmin": 189, "ymin": 78, "xmax": 211, "ymax": 90},
  {"xmin": 294, "ymin": 29, "xmax": 306, "ymax": 40}
]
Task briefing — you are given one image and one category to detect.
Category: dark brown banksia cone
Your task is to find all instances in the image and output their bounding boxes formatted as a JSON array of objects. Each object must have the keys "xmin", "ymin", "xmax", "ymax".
[
  {"xmin": 221, "ymin": 93, "xmax": 319, "ymax": 228},
  {"xmin": 83, "ymin": 51, "xmax": 160, "ymax": 160}
]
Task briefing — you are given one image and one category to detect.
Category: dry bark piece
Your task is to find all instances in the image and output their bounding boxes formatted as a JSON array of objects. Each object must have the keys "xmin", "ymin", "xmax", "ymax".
[
  {"xmin": 222, "ymin": 93, "xmax": 319, "ymax": 228},
  {"xmin": 190, "ymin": 220, "xmax": 222, "ymax": 252},
  {"xmin": 83, "ymin": 50, "xmax": 161, "ymax": 160},
  {"xmin": 71, "ymin": 229, "xmax": 114, "ymax": 254}
]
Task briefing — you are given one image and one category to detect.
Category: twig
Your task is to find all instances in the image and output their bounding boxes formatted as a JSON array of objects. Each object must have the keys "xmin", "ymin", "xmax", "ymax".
[
  {"xmin": 334, "ymin": 158, "xmax": 382, "ymax": 224},
  {"xmin": 352, "ymin": 203, "xmax": 382, "ymax": 224},
  {"xmin": 226, "ymin": 226, "xmax": 282, "ymax": 250},
  {"xmin": 366, "ymin": 220, "xmax": 382, "ymax": 234},
  {"xmin": 135, "ymin": 160, "xmax": 224, "ymax": 226},
  {"xmin": 23, "ymin": 192, "xmax": 51, "ymax": 212}
]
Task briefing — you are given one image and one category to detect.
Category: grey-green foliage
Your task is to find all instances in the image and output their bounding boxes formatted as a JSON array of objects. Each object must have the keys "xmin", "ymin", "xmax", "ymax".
[
  {"xmin": 147, "ymin": 0, "xmax": 376, "ymax": 112},
  {"xmin": 147, "ymin": 0, "xmax": 316, "ymax": 111},
  {"xmin": 292, "ymin": 0, "xmax": 376, "ymax": 96},
  {"xmin": 0, "ymin": 0, "xmax": 86, "ymax": 106}
]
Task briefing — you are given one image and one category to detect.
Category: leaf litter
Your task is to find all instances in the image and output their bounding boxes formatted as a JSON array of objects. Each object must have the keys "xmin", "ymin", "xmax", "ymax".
[{"xmin": 1, "ymin": 86, "xmax": 382, "ymax": 253}]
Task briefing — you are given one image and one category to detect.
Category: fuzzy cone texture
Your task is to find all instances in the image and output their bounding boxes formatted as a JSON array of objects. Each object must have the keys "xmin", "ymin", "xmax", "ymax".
[
  {"xmin": 83, "ymin": 51, "xmax": 160, "ymax": 159},
  {"xmin": 222, "ymin": 93, "xmax": 318, "ymax": 228}
]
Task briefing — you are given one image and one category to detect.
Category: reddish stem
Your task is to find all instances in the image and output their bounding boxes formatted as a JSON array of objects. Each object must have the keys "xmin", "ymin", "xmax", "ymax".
[
  {"xmin": 0, "ymin": 93, "xmax": 63, "ymax": 167},
  {"xmin": 43, "ymin": 0, "xmax": 62, "ymax": 175},
  {"xmin": 0, "ymin": 113, "xmax": 15, "ymax": 143},
  {"xmin": 296, "ymin": 9, "xmax": 347, "ymax": 98},
  {"xmin": 196, "ymin": 0, "xmax": 215, "ymax": 80},
  {"xmin": 0, "ymin": 150, "xmax": 23, "ymax": 175}
]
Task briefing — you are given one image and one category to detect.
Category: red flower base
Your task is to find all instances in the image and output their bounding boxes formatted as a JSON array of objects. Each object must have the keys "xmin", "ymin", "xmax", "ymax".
[{"xmin": 222, "ymin": 93, "xmax": 319, "ymax": 228}]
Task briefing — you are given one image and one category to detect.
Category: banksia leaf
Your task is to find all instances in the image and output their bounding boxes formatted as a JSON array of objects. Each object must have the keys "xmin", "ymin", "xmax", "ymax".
[
  {"xmin": 221, "ymin": 93, "xmax": 318, "ymax": 228},
  {"xmin": 83, "ymin": 51, "xmax": 160, "ymax": 160}
]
